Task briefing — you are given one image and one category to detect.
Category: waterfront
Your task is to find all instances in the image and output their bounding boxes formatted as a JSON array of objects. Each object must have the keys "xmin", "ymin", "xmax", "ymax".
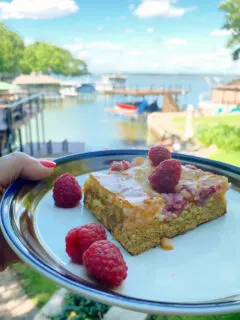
[{"xmin": 29, "ymin": 74, "xmax": 237, "ymax": 152}]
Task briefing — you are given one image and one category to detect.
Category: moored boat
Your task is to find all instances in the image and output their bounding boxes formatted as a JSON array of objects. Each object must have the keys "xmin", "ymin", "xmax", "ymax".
[{"xmin": 116, "ymin": 103, "xmax": 138, "ymax": 111}]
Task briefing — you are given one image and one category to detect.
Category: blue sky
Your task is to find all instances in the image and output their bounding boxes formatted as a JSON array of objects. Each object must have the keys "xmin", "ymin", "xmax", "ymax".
[{"xmin": 0, "ymin": 0, "xmax": 239, "ymax": 74}]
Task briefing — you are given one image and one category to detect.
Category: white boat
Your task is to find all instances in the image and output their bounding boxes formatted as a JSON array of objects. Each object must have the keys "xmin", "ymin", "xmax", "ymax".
[
  {"xmin": 60, "ymin": 81, "xmax": 78, "ymax": 98},
  {"xmin": 95, "ymin": 74, "xmax": 127, "ymax": 92}
]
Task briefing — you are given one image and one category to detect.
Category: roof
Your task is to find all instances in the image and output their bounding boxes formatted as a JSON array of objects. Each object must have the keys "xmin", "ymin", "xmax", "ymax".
[
  {"xmin": 212, "ymin": 84, "xmax": 240, "ymax": 91},
  {"xmin": 13, "ymin": 73, "xmax": 60, "ymax": 85},
  {"xmin": 227, "ymin": 78, "xmax": 240, "ymax": 86},
  {"xmin": 0, "ymin": 81, "xmax": 17, "ymax": 92},
  {"xmin": 211, "ymin": 78, "xmax": 240, "ymax": 92}
]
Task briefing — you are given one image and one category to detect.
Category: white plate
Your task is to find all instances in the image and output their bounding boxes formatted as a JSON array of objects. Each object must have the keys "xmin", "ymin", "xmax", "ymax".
[{"xmin": 1, "ymin": 150, "xmax": 240, "ymax": 316}]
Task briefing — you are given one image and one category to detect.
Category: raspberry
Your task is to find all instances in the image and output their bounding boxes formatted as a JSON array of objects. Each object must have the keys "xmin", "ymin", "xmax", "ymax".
[
  {"xmin": 65, "ymin": 223, "xmax": 107, "ymax": 264},
  {"xmin": 148, "ymin": 145, "xmax": 171, "ymax": 166},
  {"xmin": 148, "ymin": 159, "xmax": 182, "ymax": 193},
  {"xmin": 83, "ymin": 240, "xmax": 128, "ymax": 287},
  {"xmin": 110, "ymin": 160, "xmax": 130, "ymax": 171},
  {"xmin": 53, "ymin": 173, "xmax": 82, "ymax": 208}
]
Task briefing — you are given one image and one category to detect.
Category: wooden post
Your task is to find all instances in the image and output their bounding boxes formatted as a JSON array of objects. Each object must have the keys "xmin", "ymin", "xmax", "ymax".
[
  {"xmin": 18, "ymin": 128, "xmax": 23, "ymax": 152},
  {"xmin": 28, "ymin": 121, "xmax": 34, "ymax": 156},
  {"xmin": 162, "ymin": 93, "xmax": 180, "ymax": 112},
  {"xmin": 47, "ymin": 140, "xmax": 52, "ymax": 155},
  {"xmin": 35, "ymin": 98, "xmax": 41, "ymax": 152},
  {"xmin": 41, "ymin": 109, "xmax": 46, "ymax": 144}
]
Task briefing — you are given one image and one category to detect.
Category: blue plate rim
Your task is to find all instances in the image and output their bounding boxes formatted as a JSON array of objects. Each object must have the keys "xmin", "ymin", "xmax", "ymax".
[{"xmin": 1, "ymin": 149, "xmax": 240, "ymax": 316}]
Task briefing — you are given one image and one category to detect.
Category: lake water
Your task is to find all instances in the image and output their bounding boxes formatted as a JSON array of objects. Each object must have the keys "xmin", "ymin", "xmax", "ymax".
[{"xmin": 33, "ymin": 74, "xmax": 236, "ymax": 151}]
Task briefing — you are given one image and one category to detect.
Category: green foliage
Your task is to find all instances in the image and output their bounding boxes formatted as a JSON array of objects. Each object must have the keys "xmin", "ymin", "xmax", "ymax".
[
  {"xmin": 196, "ymin": 124, "xmax": 240, "ymax": 151},
  {"xmin": 50, "ymin": 293, "xmax": 110, "ymax": 320},
  {"xmin": 20, "ymin": 42, "xmax": 87, "ymax": 76},
  {"xmin": 0, "ymin": 22, "xmax": 24, "ymax": 75},
  {"xmin": 209, "ymin": 149, "xmax": 240, "ymax": 167},
  {"xmin": 219, "ymin": 0, "xmax": 240, "ymax": 60},
  {"xmin": 11, "ymin": 264, "xmax": 59, "ymax": 308},
  {"xmin": 0, "ymin": 22, "xmax": 87, "ymax": 77}
]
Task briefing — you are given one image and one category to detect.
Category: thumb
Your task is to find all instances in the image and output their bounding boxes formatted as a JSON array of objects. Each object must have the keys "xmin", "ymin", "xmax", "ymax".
[{"xmin": 0, "ymin": 152, "xmax": 56, "ymax": 188}]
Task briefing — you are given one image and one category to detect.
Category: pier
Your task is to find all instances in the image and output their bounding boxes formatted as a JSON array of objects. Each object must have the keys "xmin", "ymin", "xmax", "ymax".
[
  {"xmin": 104, "ymin": 87, "xmax": 188, "ymax": 113},
  {"xmin": 0, "ymin": 93, "xmax": 85, "ymax": 157}
]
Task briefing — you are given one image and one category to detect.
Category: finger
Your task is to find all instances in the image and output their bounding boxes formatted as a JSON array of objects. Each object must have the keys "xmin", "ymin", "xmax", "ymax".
[{"xmin": 0, "ymin": 152, "xmax": 56, "ymax": 188}]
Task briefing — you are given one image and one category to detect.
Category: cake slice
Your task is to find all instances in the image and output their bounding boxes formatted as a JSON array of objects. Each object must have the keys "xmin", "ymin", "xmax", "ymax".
[{"xmin": 83, "ymin": 154, "xmax": 229, "ymax": 256}]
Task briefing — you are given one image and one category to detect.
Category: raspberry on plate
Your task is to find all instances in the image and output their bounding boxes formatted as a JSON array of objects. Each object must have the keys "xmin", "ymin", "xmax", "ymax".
[
  {"xmin": 83, "ymin": 240, "xmax": 128, "ymax": 287},
  {"xmin": 148, "ymin": 159, "xmax": 182, "ymax": 193},
  {"xmin": 110, "ymin": 160, "xmax": 130, "ymax": 171},
  {"xmin": 53, "ymin": 173, "xmax": 82, "ymax": 208},
  {"xmin": 148, "ymin": 145, "xmax": 171, "ymax": 166},
  {"xmin": 65, "ymin": 223, "xmax": 107, "ymax": 264}
]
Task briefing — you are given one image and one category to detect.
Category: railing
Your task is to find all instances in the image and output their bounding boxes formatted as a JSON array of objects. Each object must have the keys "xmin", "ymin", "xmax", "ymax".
[{"xmin": 0, "ymin": 93, "xmax": 45, "ymax": 156}]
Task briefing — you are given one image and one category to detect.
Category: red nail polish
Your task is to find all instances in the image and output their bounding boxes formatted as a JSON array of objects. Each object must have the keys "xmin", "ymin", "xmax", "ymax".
[{"xmin": 40, "ymin": 160, "xmax": 56, "ymax": 168}]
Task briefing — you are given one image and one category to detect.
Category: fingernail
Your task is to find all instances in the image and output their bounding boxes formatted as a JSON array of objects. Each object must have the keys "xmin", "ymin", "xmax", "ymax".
[{"xmin": 40, "ymin": 160, "xmax": 56, "ymax": 168}]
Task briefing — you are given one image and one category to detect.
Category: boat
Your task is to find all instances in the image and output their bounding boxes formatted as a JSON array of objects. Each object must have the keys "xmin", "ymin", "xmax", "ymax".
[
  {"xmin": 115, "ymin": 99, "xmax": 161, "ymax": 114},
  {"xmin": 60, "ymin": 81, "xmax": 78, "ymax": 98},
  {"xmin": 76, "ymin": 83, "xmax": 96, "ymax": 94},
  {"xmin": 116, "ymin": 103, "xmax": 138, "ymax": 111},
  {"xmin": 95, "ymin": 74, "xmax": 127, "ymax": 92}
]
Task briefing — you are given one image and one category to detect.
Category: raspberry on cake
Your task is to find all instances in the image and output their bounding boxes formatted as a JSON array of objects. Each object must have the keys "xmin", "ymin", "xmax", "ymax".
[{"xmin": 83, "ymin": 150, "xmax": 229, "ymax": 255}]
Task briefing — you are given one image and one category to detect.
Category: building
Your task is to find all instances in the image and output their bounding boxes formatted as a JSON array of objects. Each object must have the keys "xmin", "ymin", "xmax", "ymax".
[
  {"xmin": 198, "ymin": 78, "xmax": 240, "ymax": 115},
  {"xmin": 13, "ymin": 72, "xmax": 61, "ymax": 100}
]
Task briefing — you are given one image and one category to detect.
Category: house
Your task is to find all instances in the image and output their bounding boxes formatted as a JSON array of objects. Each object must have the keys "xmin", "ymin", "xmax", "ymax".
[{"xmin": 13, "ymin": 73, "xmax": 61, "ymax": 100}]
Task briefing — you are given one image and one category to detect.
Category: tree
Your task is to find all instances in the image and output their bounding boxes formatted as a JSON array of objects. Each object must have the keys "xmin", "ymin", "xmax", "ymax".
[
  {"xmin": 20, "ymin": 42, "xmax": 88, "ymax": 76},
  {"xmin": 0, "ymin": 22, "xmax": 24, "ymax": 79},
  {"xmin": 219, "ymin": 0, "xmax": 240, "ymax": 60}
]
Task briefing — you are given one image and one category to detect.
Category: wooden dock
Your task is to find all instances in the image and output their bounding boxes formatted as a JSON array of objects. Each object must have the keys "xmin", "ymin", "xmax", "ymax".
[
  {"xmin": 23, "ymin": 141, "xmax": 85, "ymax": 158},
  {"xmin": 104, "ymin": 88, "xmax": 188, "ymax": 112},
  {"xmin": 104, "ymin": 88, "xmax": 188, "ymax": 96}
]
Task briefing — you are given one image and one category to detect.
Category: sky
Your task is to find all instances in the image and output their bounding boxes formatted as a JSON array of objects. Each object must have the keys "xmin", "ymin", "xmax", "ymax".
[{"xmin": 0, "ymin": 0, "xmax": 239, "ymax": 74}]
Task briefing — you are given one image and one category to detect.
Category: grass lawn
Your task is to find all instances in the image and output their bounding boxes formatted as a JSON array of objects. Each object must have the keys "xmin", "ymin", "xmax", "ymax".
[
  {"xmin": 208, "ymin": 150, "xmax": 240, "ymax": 167},
  {"xmin": 11, "ymin": 263, "xmax": 59, "ymax": 309},
  {"xmin": 173, "ymin": 114, "xmax": 240, "ymax": 133},
  {"xmin": 173, "ymin": 114, "xmax": 240, "ymax": 168}
]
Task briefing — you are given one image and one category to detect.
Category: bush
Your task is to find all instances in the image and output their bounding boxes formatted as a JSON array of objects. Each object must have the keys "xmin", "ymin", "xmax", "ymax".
[
  {"xmin": 50, "ymin": 293, "xmax": 110, "ymax": 320},
  {"xmin": 196, "ymin": 124, "xmax": 240, "ymax": 151}
]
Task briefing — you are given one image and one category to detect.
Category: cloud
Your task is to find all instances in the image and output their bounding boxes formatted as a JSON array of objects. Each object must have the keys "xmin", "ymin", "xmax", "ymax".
[
  {"xmin": 77, "ymin": 50, "xmax": 89, "ymax": 59},
  {"xmin": 87, "ymin": 41, "xmax": 121, "ymax": 50},
  {"xmin": 92, "ymin": 59, "xmax": 107, "ymax": 65},
  {"xmin": 134, "ymin": 0, "xmax": 195, "ymax": 19},
  {"xmin": 65, "ymin": 39, "xmax": 122, "ymax": 63},
  {"xmin": 97, "ymin": 26, "xmax": 104, "ymax": 32},
  {"xmin": 0, "ymin": 0, "xmax": 78, "ymax": 19},
  {"xmin": 125, "ymin": 28, "xmax": 135, "ymax": 34},
  {"xmin": 129, "ymin": 4, "xmax": 135, "ymax": 10},
  {"xmin": 211, "ymin": 29, "xmax": 233, "ymax": 37},
  {"xmin": 65, "ymin": 38, "xmax": 240, "ymax": 74},
  {"xmin": 128, "ymin": 49, "xmax": 154, "ymax": 56},
  {"xmin": 166, "ymin": 49, "xmax": 239, "ymax": 73},
  {"xmin": 147, "ymin": 27, "xmax": 154, "ymax": 33},
  {"xmin": 24, "ymin": 37, "xmax": 34, "ymax": 46},
  {"xmin": 164, "ymin": 38, "xmax": 187, "ymax": 45}
]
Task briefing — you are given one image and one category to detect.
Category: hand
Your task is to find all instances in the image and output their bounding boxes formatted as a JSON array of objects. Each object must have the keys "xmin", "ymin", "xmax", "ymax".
[{"xmin": 0, "ymin": 152, "xmax": 56, "ymax": 271}]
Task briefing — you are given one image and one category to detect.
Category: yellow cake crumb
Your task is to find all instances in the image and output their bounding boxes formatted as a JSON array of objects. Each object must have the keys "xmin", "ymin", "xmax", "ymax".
[{"xmin": 160, "ymin": 238, "xmax": 174, "ymax": 250}]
